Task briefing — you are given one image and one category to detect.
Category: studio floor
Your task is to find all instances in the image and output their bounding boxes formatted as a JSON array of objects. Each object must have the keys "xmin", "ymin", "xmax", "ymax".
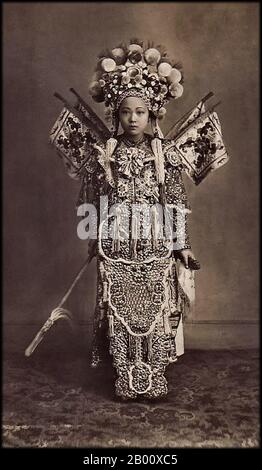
[{"xmin": 2, "ymin": 349, "xmax": 259, "ymax": 448}]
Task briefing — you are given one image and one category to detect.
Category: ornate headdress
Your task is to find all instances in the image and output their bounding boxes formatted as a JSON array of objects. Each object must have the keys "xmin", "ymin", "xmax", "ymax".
[{"xmin": 88, "ymin": 39, "xmax": 184, "ymax": 134}]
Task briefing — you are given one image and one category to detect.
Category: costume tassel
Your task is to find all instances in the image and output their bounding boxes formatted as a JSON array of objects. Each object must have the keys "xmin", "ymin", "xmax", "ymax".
[
  {"xmin": 130, "ymin": 213, "xmax": 138, "ymax": 258},
  {"xmin": 108, "ymin": 314, "xmax": 114, "ymax": 337},
  {"xmin": 147, "ymin": 333, "xmax": 153, "ymax": 362},
  {"xmin": 100, "ymin": 262, "xmax": 105, "ymax": 277},
  {"xmin": 104, "ymin": 137, "xmax": 118, "ymax": 185},
  {"xmin": 151, "ymin": 137, "xmax": 165, "ymax": 185},
  {"xmin": 112, "ymin": 208, "xmax": 121, "ymax": 253},
  {"xmin": 151, "ymin": 137, "xmax": 166, "ymax": 204},
  {"xmin": 151, "ymin": 116, "xmax": 164, "ymax": 140},
  {"xmin": 128, "ymin": 334, "xmax": 132, "ymax": 360},
  {"xmin": 159, "ymin": 183, "xmax": 166, "ymax": 205},
  {"xmin": 103, "ymin": 281, "xmax": 108, "ymax": 302},
  {"xmin": 155, "ymin": 119, "xmax": 164, "ymax": 139},
  {"xmin": 100, "ymin": 263, "xmax": 108, "ymax": 302},
  {"xmin": 93, "ymin": 138, "xmax": 116, "ymax": 187},
  {"xmin": 106, "ymin": 137, "xmax": 118, "ymax": 158},
  {"xmin": 128, "ymin": 334, "xmax": 135, "ymax": 361},
  {"xmin": 163, "ymin": 313, "xmax": 171, "ymax": 335},
  {"xmin": 151, "ymin": 206, "xmax": 158, "ymax": 250},
  {"xmin": 135, "ymin": 337, "xmax": 141, "ymax": 363}
]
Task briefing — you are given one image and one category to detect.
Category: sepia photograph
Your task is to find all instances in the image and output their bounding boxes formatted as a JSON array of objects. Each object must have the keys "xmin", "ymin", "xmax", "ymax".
[{"xmin": 3, "ymin": 1, "xmax": 259, "ymax": 453}]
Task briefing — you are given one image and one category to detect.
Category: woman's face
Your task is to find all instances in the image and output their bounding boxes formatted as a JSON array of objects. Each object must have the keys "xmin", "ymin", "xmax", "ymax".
[{"xmin": 119, "ymin": 97, "xmax": 149, "ymax": 139}]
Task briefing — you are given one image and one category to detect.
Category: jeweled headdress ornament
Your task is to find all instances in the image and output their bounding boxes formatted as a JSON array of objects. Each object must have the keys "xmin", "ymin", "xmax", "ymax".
[{"xmin": 88, "ymin": 39, "xmax": 184, "ymax": 133}]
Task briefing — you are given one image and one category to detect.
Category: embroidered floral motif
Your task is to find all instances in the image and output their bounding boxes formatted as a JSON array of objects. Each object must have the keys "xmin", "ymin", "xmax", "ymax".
[
  {"xmin": 117, "ymin": 147, "xmax": 145, "ymax": 177},
  {"xmin": 174, "ymin": 112, "xmax": 228, "ymax": 184},
  {"xmin": 135, "ymin": 167, "xmax": 159, "ymax": 202},
  {"xmin": 55, "ymin": 113, "xmax": 97, "ymax": 168},
  {"xmin": 117, "ymin": 180, "xmax": 130, "ymax": 199},
  {"xmin": 165, "ymin": 148, "xmax": 184, "ymax": 170},
  {"xmin": 179, "ymin": 122, "xmax": 220, "ymax": 169}
]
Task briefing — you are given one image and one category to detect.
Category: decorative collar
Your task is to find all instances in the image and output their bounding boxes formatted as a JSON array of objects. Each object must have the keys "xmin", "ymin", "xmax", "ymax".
[{"xmin": 119, "ymin": 133, "xmax": 152, "ymax": 148}]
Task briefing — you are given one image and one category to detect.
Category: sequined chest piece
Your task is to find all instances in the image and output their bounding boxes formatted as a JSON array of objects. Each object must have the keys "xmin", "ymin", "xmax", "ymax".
[{"xmin": 113, "ymin": 140, "xmax": 159, "ymax": 204}]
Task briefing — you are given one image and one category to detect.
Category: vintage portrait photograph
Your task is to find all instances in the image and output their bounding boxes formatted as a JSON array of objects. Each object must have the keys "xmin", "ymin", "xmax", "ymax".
[{"xmin": 3, "ymin": 1, "xmax": 259, "ymax": 453}]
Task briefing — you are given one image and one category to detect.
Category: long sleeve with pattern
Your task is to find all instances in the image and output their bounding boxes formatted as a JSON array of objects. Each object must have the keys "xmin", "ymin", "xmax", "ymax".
[{"xmin": 163, "ymin": 141, "xmax": 191, "ymax": 251}]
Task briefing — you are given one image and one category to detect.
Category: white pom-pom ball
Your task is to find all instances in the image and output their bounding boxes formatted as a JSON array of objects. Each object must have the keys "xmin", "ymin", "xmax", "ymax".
[
  {"xmin": 158, "ymin": 62, "xmax": 172, "ymax": 77},
  {"xmin": 168, "ymin": 68, "xmax": 182, "ymax": 84},
  {"xmin": 144, "ymin": 48, "xmax": 161, "ymax": 65},
  {"xmin": 111, "ymin": 48, "xmax": 126, "ymax": 64},
  {"xmin": 128, "ymin": 44, "xmax": 143, "ymax": 53},
  {"xmin": 169, "ymin": 82, "xmax": 184, "ymax": 98},
  {"xmin": 157, "ymin": 107, "xmax": 167, "ymax": 119},
  {"xmin": 101, "ymin": 58, "xmax": 116, "ymax": 72}
]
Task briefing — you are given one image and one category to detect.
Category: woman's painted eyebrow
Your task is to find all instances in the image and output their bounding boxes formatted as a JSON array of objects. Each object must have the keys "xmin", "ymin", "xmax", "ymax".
[{"xmin": 121, "ymin": 106, "xmax": 146, "ymax": 111}]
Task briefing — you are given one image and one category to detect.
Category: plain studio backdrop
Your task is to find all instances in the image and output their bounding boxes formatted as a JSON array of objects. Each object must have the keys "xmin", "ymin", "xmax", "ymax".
[{"xmin": 3, "ymin": 2, "xmax": 259, "ymax": 355}]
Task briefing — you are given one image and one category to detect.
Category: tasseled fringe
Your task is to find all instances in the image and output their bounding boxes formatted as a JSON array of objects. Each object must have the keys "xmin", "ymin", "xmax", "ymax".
[
  {"xmin": 99, "ymin": 262, "xmax": 109, "ymax": 303},
  {"xmin": 102, "ymin": 281, "xmax": 108, "ymax": 302},
  {"xmin": 128, "ymin": 334, "xmax": 135, "ymax": 361},
  {"xmin": 105, "ymin": 137, "xmax": 117, "ymax": 185},
  {"xmin": 108, "ymin": 314, "xmax": 114, "ymax": 337},
  {"xmin": 128, "ymin": 334, "xmax": 131, "ymax": 360},
  {"xmin": 151, "ymin": 137, "xmax": 166, "ymax": 205},
  {"xmin": 155, "ymin": 119, "xmax": 164, "ymax": 139},
  {"xmin": 147, "ymin": 333, "xmax": 153, "ymax": 362},
  {"xmin": 151, "ymin": 206, "xmax": 159, "ymax": 250},
  {"xmin": 106, "ymin": 137, "xmax": 117, "ymax": 184},
  {"xmin": 112, "ymin": 207, "xmax": 121, "ymax": 253},
  {"xmin": 106, "ymin": 137, "xmax": 118, "ymax": 159},
  {"xmin": 135, "ymin": 337, "xmax": 141, "ymax": 363},
  {"xmin": 130, "ymin": 213, "xmax": 138, "ymax": 259},
  {"xmin": 163, "ymin": 313, "xmax": 171, "ymax": 335},
  {"xmin": 151, "ymin": 137, "xmax": 165, "ymax": 184},
  {"xmin": 99, "ymin": 262, "xmax": 105, "ymax": 278},
  {"xmin": 93, "ymin": 138, "xmax": 116, "ymax": 187},
  {"xmin": 151, "ymin": 116, "xmax": 164, "ymax": 140},
  {"xmin": 159, "ymin": 183, "xmax": 166, "ymax": 205}
]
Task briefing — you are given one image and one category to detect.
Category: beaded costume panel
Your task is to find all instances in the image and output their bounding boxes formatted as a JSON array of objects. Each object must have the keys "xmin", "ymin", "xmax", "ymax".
[{"xmin": 86, "ymin": 134, "xmax": 191, "ymax": 399}]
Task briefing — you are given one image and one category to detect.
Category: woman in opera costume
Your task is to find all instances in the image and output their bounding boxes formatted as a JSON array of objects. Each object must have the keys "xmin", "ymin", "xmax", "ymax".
[{"xmin": 52, "ymin": 40, "xmax": 228, "ymax": 401}]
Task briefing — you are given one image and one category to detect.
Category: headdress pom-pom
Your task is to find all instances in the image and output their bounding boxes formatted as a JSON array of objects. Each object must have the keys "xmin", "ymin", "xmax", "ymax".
[
  {"xmin": 157, "ymin": 107, "xmax": 167, "ymax": 120},
  {"xmin": 89, "ymin": 40, "xmax": 184, "ymax": 119}
]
